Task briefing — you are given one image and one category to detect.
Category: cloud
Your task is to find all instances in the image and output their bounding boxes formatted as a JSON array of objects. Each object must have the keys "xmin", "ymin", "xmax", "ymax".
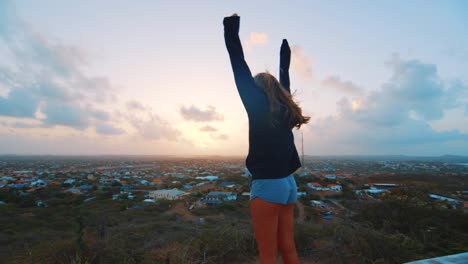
[
  {"xmin": 210, "ymin": 133, "xmax": 229, "ymax": 141},
  {"xmin": 0, "ymin": 121, "xmax": 39, "ymax": 129},
  {"xmin": 41, "ymin": 100, "xmax": 88, "ymax": 128},
  {"xmin": 95, "ymin": 123, "xmax": 125, "ymax": 135},
  {"xmin": 321, "ymin": 76, "xmax": 364, "ymax": 96},
  {"xmin": 291, "ymin": 45, "xmax": 313, "ymax": 81},
  {"xmin": 350, "ymin": 56, "xmax": 466, "ymax": 126},
  {"xmin": 244, "ymin": 32, "xmax": 268, "ymax": 52},
  {"xmin": 0, "ymin": 2, "xmax": 189, "ymax": 144},
  {"xmin": 305, "ymin": 56, "xmax": 468, "ymax": 154},
  {"xmin": 249, "ymin": 32, "xmax": 268, "ymax": 45},
  {"xmin": 129, "ymin": 113, "xmax": 182, "ymax": 141},
  {"xmin": 126, "ymin": 100, "xmax": 147, "ymax": 112},
  {"xmin": 126, "ymin": 106, "xmax": 183, "ymax": 141},
  {"xmin": 0, "ymin": 89, "xmax": 39, "ymax": 118},
  {"xmin": 179, "ymin": 105, "xmax": 224, "ymax": 122},
  {"xmin": 198, "ymin": 125, "xmax": 228, "ymax": 140},
  {"xmin": 0, "ymin": 0, "xmax": 122, "ymax": 135},
  {"xmin": 88, "ymin": 108, "xmax": 110, "ymax": 122},
  {"xmin": 199, "ymin": 125, "xmax": 218, "ymax": 132}
]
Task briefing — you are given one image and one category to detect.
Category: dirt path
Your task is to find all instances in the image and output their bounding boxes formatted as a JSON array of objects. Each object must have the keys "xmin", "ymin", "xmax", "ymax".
[
  {"xmin": 165, "ymin": 201, "xmax": 197, "ymax": 220},
  {"xmin": 165, "ymin": 201, "xmax": 225, "ymax": 221}
]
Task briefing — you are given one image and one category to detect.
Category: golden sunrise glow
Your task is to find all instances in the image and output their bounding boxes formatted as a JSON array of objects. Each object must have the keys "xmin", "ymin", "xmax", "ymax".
[{"xmin": 351, "ymin": 99, "xmax": 363, "ymax": 111}]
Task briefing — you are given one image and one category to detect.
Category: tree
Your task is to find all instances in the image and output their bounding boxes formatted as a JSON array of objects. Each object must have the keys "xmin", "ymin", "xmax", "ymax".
[{"xmin": 341, "ymin": 183, "xmax": 356, "ymax": 200}]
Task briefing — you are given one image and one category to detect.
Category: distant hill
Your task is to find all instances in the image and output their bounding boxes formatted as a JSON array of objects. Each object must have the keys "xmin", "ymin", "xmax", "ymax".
[
  {"xmin": 0, "ymin": 154, "xmax": 178, "ymax": 161},
  {"xmin": 303, "ymin": 154, "xmax": 468, "ymax": 163}
]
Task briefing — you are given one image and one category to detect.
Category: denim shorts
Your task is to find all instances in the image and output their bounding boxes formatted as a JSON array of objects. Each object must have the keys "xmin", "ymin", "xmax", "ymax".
[{"xmin": 250, "ymin": 174, "xmax": 298, "ymax": 205}]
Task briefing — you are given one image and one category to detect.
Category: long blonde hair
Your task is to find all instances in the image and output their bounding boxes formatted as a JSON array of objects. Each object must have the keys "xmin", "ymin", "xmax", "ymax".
[{"xmin": 254, "ymin": 72, "xmax": 310, "ymax": 129}]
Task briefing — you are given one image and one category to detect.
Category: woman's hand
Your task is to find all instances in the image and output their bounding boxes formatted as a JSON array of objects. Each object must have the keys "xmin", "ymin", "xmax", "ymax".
[
  {"xmin": 280, "ymin": 39, "xmax": 291, "ymax": 93},
  {"xmin": 281, "ymin": 39, "xmax": 291, "ymax": 55},
  {"xmin": 223, "ymin": 13, "xmax": 240, "ymax": 32}
]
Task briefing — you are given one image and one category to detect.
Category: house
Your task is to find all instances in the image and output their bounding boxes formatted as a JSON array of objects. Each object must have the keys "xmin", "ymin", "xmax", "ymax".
[
  {"xmin": 216, "ymin": 181, "xmax": 242, "ymax": 192},
  {"xmin": 428, "ymin": 194, "xmax": 462, "ymax": 207},
  {"xmin": 327, "ymin": 184, "xmax": 342, "ymax": 191},
  {"xmin": 26, "ymin": 187, "xmax": 44, "ymax": 193},
  {"xmin": 65, "ymin": 187, "xmax": 81, "ymax": 194},
  {"xmin": 99, "ymin": 178, "xmax": 116, "ymax": 184},
  {"xmin": 35, "ymin": 199, "xmax": 48, "ymax": 207},
  {"xmin": 311, "ymin": 200, "xmax": 328, "ymax": 208},
  {"xmin": 149, "ymin": 189, "xmax": 186, "ymax": 200},
  {"xmin": 84, "ymin": 197, "xmax": 96, "ymax": 202},
  {"xmin": 30, "ymin": 179, "xmax": 46, "ymax": 188},
  {"xmin": 195, "ymin": 175, "xmax": 218, "ymax": 181},
  {"xmin": 153, "ymin": 178, "xmax": 164, "ymax": 185},
  {"xmin": 64, "ymin": 179, "xmax": 75, "ymax": 185},
  {"xmin": 298, "ymin": 167, "xmax": 311, "ymax": 177},
  {"xmin": 14, "ymin": 170, "xmax": 32, "ymax": 174},
  {"xmin": 325, "ymin": 174, "xmax": 337, "ymax": 180},
  {"xmin": 242, "ymin": 168, "xmax": 252, "ymax": 177},
  {"xmin": 0, "ymin": 176, "xmax": 14, "ymax": 181},
  {"xmin": 201, "ymin": 191, "xmax": 237, "ymax": 206},
  {"xmin": 372, "ymin": 183, "xmax": 398, "ymax": 188},
  {"xmin": 355, "ymin": 188, "xmax": 389, "ymax": 196},
  {"xmin": 307, "ymin": 182, "xmax": 323, "ymax": 191},
  {"xmin": 140, "ymin": 180, "xmax": 148, "ymax": 185},
  {"xmin": 8, "ymin": 183, "xmax": 25, "ymax": 189},
  {"xmin": 0, "ymin": 181, "xmax": 7, "ymax": 188},
  {"xmin": 182, "ymin": 184, "xmax": 192, "ymax": 190}
]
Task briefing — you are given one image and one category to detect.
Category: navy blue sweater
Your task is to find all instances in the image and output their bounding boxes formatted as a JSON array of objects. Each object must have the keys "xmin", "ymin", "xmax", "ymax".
[{"xmin": 223, "ymin": 16, "xmax": 301, "ymax": 180}]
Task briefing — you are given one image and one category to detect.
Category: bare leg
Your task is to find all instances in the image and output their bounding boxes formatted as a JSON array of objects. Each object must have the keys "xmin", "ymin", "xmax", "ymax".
[
  {"xmin": 278, "ymin": 203, "xmax": 299, "ymax": 264},
  {"xmin": 250, "ymin": 197, "xmax": 282, "ymax": 264}
]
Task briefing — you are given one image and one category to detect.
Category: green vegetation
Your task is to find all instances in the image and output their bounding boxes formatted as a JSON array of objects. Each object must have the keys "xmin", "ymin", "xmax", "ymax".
[
  {"xmin": 1, "ymin": 172, "xmax": 467, "ymax": 263},
  {"xmin": 2, "ymin": 195, "xmax": 466, "ymax": 263}
]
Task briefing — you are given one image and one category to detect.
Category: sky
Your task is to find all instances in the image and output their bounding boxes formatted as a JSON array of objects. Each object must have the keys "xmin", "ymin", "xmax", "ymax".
[{"xmin": 1, "ymin": 0, "xmax": 468, "ymax": 156}]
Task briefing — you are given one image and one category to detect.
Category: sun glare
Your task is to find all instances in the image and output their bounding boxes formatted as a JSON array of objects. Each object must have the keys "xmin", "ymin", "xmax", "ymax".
[{"xmin": 351, "ymin": 99, "xmax": 363, "ymax": 111}]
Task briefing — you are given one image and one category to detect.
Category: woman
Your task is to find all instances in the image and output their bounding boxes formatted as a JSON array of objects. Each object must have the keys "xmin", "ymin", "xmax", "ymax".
[{"xmin": 223, "ymin": 14, "xmax": 310, "ymax": 264}]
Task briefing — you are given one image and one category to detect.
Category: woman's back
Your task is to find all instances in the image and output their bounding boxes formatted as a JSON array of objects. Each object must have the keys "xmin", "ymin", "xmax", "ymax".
[{"xmin": 223, "ymin": 15, "xmax": 306, "ymax": 180}]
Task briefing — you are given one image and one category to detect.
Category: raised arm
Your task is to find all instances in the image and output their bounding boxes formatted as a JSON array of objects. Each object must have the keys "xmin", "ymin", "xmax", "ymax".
[
  {"xmin": 223, "ymin": 15, "xmax": 266, "ymax": 113},
  {"xmin": 279, "ymin": 39, "xmax": 291, "ymax": 94}
]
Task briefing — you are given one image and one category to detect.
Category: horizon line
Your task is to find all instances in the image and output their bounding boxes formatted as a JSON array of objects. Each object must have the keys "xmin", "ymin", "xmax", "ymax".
[{"xmin": 1, "ymin": 153, "xmax": 467, "ymax": 158}]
